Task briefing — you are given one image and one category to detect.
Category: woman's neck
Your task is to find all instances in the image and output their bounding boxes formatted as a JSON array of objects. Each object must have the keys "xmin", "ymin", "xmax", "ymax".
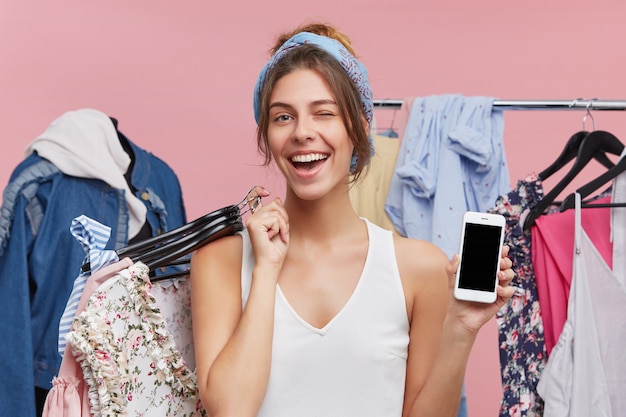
[{"xmin": 283, "ymin": 186, "xmax": 364, "ymax": 243}]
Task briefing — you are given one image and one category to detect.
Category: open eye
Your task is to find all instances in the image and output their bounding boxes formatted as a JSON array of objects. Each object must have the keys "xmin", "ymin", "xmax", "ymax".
[{"xmin": 273, "ymin": 114, "xmax": 293, "ymax": 123}]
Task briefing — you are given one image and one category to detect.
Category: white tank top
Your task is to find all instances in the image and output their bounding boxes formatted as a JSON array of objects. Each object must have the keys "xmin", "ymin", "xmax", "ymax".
[
  {"xmin": 537, "ymin": 187, "xmax": 626, "ymax": 416},
  {"xmin": 240, "ymin": 219, "xmax": 410, "ymax": 417}
]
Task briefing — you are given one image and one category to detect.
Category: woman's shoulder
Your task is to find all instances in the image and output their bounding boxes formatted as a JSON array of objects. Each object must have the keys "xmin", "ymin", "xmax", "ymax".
[
  {"xmin": 392, "ymin": 234, "xmax": 449, "ymax": 305},
  {"xmin": 392, "ymin": 234, "xmax": 448, "ymax": 270},
  {"xmin": 363, "ymin": 220, "xmax": 448, "ymax": 276},
  {"xmin": 191, "ymin": 231, "xmax": 244, "ymax": 273}
]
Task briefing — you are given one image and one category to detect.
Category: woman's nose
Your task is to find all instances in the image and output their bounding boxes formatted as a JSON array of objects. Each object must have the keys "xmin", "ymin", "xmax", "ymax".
[{"xmin": 293, "ymin": 117, "xmax": 315, "ymax": 142}]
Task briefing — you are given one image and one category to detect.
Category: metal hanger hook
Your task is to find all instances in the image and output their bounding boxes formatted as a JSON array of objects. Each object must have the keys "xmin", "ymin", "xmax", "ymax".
[
  {"xmin": 582, "ymin": 98, "xmax": 598, "ymax": 131},
  {"xmin": 238, "ymin": 185, "xmax": 263, "ymax": 215}
]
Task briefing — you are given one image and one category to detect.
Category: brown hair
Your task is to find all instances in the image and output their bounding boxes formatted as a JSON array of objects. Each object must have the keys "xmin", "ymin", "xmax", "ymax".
[
  {"xmin": 256, "ymin": 23, "xmax": 371, "ymax": 181},
  {"xmin": 270, "ymin": 23, "xmax": 357, "ymax": 56}
]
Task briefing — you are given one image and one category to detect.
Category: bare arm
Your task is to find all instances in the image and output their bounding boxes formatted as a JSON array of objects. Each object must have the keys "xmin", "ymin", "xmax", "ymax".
[
  {"xmin": 398, "ymin": 238, "xmax": 515, "ymax": 417},
  {"xmin": 191, "ymin": 194, "xmax": 289, "ymax": 417}
]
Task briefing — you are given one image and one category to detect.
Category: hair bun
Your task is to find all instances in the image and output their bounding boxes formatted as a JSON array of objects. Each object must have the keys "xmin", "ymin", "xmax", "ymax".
[{"xmin": 271, "ymin": 22, "xmax": 356, "ymax": 56}]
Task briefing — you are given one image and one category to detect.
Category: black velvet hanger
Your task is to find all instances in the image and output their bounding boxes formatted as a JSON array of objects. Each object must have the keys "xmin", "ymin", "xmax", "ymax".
[
  {"xmin": 136, "ymin": 208, "xmax": 242, "ymax": 270},
  {"xmin": 80, "ymin": 204, "xmax": 240, "ymax": 273},
  {"xmin": 148, "ymin": 219, "xmax": 243, "ymax": 282},
  {"xmin": 559, "ymin": 142, "xmax": 626, "ymax": 210},
  {"xmin": 115, "ymin": 204, "xmax": 240, "ymax": 260},
  {"xmin": 81, "ymin": 187, "xmax": 262, "ymax": 276},
  {"xmin": 537, "ymin": 130, "xmax": 615, "ymax": 181},
  {"xmin": 523, "ymin": 130, "xmax": 624, "ymax": 230},
  {"xmin": 148, "ymin": 258, "xmax": 191, "ymax": 282}
]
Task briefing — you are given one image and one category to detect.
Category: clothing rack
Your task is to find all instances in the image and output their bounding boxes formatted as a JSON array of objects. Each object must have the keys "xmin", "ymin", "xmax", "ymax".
[{"xmin": 373, "ymin": 99, "xmax": 626, "ymax": 111}]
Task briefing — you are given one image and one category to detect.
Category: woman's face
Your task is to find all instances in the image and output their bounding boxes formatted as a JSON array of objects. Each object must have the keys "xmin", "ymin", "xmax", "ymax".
[{"xmin": 267, "ymin": 68, "xmax": 354, "ymax": 200}]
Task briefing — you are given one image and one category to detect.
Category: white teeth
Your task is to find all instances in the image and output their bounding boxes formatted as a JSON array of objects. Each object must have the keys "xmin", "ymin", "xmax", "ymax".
[{"xmin": 291, "ymin": 153, "xmax": 328, "ymax": 163}]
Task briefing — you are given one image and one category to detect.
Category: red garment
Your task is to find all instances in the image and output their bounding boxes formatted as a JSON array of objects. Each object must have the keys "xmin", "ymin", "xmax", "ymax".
[{"xmin": 531, "ymin": 196, "xmax": 612, "ymax": 355}]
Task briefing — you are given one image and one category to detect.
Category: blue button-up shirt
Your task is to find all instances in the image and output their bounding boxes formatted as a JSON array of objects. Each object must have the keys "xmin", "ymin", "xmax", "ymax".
[{"xmin": 385, "ymin": 95, "xmax": 510, "ymax": 258}]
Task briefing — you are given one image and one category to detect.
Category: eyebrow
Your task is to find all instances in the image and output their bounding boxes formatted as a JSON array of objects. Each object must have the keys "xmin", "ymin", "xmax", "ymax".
[{"xmin": 269, "ymin": 99, "xmax": 338, "ymax": 111}]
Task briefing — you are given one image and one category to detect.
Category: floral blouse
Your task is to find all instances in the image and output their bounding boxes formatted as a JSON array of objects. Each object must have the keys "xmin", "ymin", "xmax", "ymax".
[
  {"xmin": 67, "ymin": 262, "xmax": 205, "ymax": 417},
  {"xmin": 489, "ymin": 174, "xmax": 547, "ymax": 417}
]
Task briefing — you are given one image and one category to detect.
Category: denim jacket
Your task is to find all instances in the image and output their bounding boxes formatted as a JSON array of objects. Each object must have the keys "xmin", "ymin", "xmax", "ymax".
[{"xmin": 0, "ymin": 136, "xmax": 186, "ymax": 417}]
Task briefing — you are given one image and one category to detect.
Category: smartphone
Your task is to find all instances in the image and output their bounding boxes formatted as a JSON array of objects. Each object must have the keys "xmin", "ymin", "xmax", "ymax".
[{"xmin": 454, "ymin": 211, "xmax": 506, "ymax": 304}]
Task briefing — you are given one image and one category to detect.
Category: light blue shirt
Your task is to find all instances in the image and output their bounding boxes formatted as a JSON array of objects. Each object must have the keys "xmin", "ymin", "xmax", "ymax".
[
  {"xmin": 385, "ymin": 94, "xmax": 510, "ymax": 258},
  {"xmin": 57, "ymin": 215, "xmax": 119, "ymax": 356}
]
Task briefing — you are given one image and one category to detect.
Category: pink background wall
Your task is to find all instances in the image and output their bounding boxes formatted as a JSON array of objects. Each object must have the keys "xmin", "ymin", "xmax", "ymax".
[{"xmin": 2, "ymin": 1, "xmax": 625, "ymax": 415}]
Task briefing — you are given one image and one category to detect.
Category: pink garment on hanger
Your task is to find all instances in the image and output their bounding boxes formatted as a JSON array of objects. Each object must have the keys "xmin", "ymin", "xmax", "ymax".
[
  {"xmin": 530, "ymin": 196, "xmax": 612, "ymax": 355},
  {"xmin": 537, "ymin": 189, "xmax": 626, "ymax": 416},
  {"xmin": 43, "ymin": 257, "xmax": 134, "ymax": 417}
]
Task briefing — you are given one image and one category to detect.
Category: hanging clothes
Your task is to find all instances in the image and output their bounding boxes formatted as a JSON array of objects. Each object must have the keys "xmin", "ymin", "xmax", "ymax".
[
  {"xmin": 0, "ymin": 109, "xmax": 187, "ymax": 417},
  {"xmin": 531, "ymin": 194, "xmax": 613, "ymax": 355},
  {"xmin": 537, "ymin": 188, "xmax": 626, "ymax": 416},
  {"xmin": 151, "ymin": 277, "xmax": 196, "ymax": 368},
  {"xmin": 67, "ymin": 262, "xmax": 204, "ymax": 417},
  {"xmin": 25, "ymin": 109, "xmax": 147, "ymax": 239},
  {"xmin": 384, "ymin": 94, "xmax": 510, "ymax": 258},
  {"xmin": 58, "ymin": 215, "xmax": 120, "ymax": 357},
  {"xmin": 488, "ymin": 173, "xmax": 548, "ymax": 417},
  {"xmin": 43, "ymin": 257, "xmax": 135, "ymax": 417},
  {"xmin": 349, "ymin": 133, "xmax": 401, "ymax": 234},
  {"xmin": 46, "ymin": 197, "xmax": 246, "ymax": 415},
  {"xmin": 380, "ymin": 94, "xmax": 509, "ymax": 417}
]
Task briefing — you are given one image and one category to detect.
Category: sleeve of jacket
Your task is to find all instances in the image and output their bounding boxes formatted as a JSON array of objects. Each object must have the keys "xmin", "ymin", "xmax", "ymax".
[{"xmin": 0, "ymin": 191, "xmax": 38, "ymax": 417}]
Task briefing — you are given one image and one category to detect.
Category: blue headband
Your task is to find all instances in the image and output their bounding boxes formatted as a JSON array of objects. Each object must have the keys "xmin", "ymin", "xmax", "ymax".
[
  {"xmin": 253, "ymin": 32, "xmax": 373, "ymax": 126},
  {"xmin": 253, "ymin": 32, "xmax": 374, "ymax": 172}
]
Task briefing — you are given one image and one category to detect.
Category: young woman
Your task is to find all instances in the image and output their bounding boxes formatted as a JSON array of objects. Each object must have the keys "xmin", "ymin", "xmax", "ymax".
[{"xmin": 190, "ymin": 22, "xmax": 515, "ymax": 417}]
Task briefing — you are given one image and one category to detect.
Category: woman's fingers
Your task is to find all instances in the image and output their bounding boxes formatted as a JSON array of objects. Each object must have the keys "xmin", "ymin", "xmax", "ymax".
[
  {"xmin": 498, "ymin": 245, "xmax": 515, "ymax": 286},
  {"xmin": 445, "ymin": 254, "xmax": 460, "ymax": 289},
  {"xmin": 246, "ymin": 186, "xmax": 270, "ymax": 213},
  {"xmin": 246, "ymin": 197, "xmax": 290, "ymax": 269},
  {"xmin": 246, "ymin": 197, "xmax": 289, "ymax": 243}
]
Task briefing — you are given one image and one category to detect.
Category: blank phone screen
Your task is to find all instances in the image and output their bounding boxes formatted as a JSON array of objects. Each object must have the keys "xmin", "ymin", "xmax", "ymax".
[{"xmin": 458, "ymin": 223, "xmax": 502, "ymax": 292}]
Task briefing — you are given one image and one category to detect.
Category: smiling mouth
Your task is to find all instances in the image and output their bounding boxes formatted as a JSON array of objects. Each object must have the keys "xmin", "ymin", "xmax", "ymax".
[{"xmin": 290, "ymin": 153, "xmax": 329, "ymax": 170}]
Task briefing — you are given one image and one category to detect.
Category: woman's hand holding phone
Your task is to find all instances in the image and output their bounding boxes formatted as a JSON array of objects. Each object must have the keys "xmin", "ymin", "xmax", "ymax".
[{"xmin": 445, "ymin": 212, "xmax": 516, "ymax": 334}]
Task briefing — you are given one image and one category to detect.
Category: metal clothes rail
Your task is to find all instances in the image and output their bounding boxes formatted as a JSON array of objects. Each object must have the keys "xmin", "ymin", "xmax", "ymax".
[{"xmin": 373, "ymin": 99, "xmax": 626, "ymax": 111}]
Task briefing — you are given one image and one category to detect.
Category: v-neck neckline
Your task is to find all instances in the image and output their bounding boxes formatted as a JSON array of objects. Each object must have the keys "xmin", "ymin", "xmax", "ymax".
[{"xmin": 275, "ymin": 219, "xmax": 372, "ymax": 335}]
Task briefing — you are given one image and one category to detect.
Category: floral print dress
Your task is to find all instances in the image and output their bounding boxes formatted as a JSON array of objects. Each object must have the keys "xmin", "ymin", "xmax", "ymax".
[
  {"xmin": 67, "ymin": 262, "xmax": 205, "ymax": 417},
  {"xmin": 488, "ymin": 173, "xmax": 548, "ymax": 417}
]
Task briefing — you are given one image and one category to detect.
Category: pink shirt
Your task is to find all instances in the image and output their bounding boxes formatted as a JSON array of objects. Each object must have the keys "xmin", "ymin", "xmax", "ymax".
[{"xmin": 531, "ymin": 196, "xmax": 612, "ymax": 355}]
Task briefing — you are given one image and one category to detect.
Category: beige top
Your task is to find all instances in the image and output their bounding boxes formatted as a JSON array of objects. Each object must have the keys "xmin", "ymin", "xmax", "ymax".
[{"xmin": 350, "ymin": 133, "xmax": 401, "ymax": 235}]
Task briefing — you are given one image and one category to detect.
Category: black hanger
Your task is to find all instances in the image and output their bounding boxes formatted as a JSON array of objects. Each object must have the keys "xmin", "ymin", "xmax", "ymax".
[
  {"xmin": 537, "ymin": 131, "xmax": 615, "ymax": 180},
  {"xmin": 81, "ymin": 186, "xmax": 262, "ymax": 274},
  {"xmin": 122, "ymin": 186, "xmax": 262, "ymax": 279},
  {"xmin": 137, "ymin": 210, "xmax": 242, "ymax": 270},
  {"xmin": 80, "ymin": 205, "xmax": 240, "ymax": 273},
  {"xmin": 149, "ymin": 220, "xmax": 244, "ymax": 282},
  {"xmin": 559, "ymin": 140, "xmax": 626, "ymax": 211},
  {"xmin": 524, "ymin": 130, "xmax": 625, "ymax": 230},
  {"xmin": 149, "ymin": 258, "xmax": 191, "ymax": 282},
  {"xmin": 116, "ymin": 204, "xmax": 240, "ymax": 260}
]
